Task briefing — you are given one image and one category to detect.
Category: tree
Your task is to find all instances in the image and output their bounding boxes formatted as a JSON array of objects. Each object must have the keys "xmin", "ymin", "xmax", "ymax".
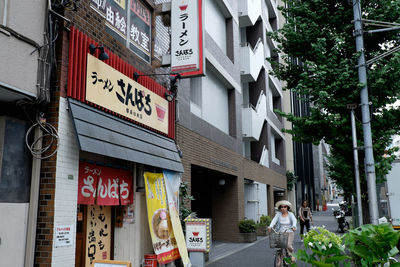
[{"xmin": 269, "ymin": 0, "xmax": 400, "ymax": 222}]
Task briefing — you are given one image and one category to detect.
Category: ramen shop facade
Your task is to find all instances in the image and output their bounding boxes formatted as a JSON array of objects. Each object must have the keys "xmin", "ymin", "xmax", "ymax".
[{"xmin": 35, "ymin": 21, "xmax": 183, "ymax": 266}]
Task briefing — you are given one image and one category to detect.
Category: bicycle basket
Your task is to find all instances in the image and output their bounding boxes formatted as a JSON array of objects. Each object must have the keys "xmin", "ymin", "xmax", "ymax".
[{"xmin": 269, "ymin": 232, "xmax": 288, "ymax": 248}]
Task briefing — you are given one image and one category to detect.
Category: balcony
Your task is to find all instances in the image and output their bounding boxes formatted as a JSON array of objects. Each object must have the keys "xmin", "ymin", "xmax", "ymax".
[
  {"xmin": 240, "ymin": 39, "xmax": 264, "ymax": 83},
  {"xmin": 238, "ymin": 0, "xmax": 262, "ymax": 27},
  {"xmin": 242, "ymin": 92, "xmax": 267, "ymax": 141}
]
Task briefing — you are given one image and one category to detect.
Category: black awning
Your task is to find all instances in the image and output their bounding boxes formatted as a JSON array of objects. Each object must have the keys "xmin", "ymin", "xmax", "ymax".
[{"xmin": 68, "ymin": 98, "xmax": 183, "ymax": 172}]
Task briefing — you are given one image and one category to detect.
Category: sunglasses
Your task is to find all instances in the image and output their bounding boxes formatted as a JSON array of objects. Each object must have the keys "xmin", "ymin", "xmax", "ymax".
[{"xmin": 279, "ymin": 205, "xmax": 288, "ymax": 209}]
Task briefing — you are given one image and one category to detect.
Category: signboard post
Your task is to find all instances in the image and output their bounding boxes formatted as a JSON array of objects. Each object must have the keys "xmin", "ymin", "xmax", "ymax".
[{"xmin": 184, "ymin": 218, "xmax": 211, "ymax": 267}]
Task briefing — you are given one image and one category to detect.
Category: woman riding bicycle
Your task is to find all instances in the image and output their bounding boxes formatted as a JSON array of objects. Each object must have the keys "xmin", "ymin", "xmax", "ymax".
[{"xmin": 268, "ymin": 200, "xmax": 297, "ymax": 262}]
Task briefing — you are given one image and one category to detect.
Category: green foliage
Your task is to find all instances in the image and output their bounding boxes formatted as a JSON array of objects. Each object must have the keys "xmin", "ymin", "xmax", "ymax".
[
  {"xmin": 238, "ymin": 219, "xmax": 257, "ymax": 233},
  {"xmin": 286, "ymin": 170, "xmax": 298, "ymax": 191},
  {"xmin": 344, "ymin": 223, "xmax": 400, "ymax": 266},
  {"xmin": 258, "ymin": 215, "xmax": 272, "ymax": 227},
  {"xmin": 269, "ymin": 0, "xmax": 400, "ymax": 202},
  {"xmin": 292, "ymin": 227, "xmax": 351, "ymax": 267},
  {"xmin": 179, "ymin": 181, "xmax": 195, "ymax": 227}
]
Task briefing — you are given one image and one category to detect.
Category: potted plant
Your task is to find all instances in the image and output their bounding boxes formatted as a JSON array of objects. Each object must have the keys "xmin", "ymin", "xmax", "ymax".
[
  {"xmin": 238, "ymin": 219, "xmax": 257, "ymax": 243},
  {"xmin": 256, "ymin": 215, "xmax": 272, "ymax": 236}
]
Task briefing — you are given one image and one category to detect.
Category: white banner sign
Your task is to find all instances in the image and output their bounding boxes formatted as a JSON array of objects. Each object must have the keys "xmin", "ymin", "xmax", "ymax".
[{"xmin": 171, "ymin": 0, "xmax": 204, "ymax": 77}]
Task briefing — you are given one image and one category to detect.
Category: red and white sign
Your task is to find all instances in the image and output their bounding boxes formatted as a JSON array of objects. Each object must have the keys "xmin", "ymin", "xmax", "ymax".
[
  {"xmin": 171, "ymin": 0, "xmax": 205, "ymax": 78},
  {"xmin": 78, "ymin": 162, "xmax": 133, "ymax": 205},
  {"xmin": 185, "ymin": 222, "xmax": 207, "ymax": 252}
]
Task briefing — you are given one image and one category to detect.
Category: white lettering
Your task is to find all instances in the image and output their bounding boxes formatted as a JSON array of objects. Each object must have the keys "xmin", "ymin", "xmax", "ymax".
[{"xmin": 81, "ymin": 175, "xmax": 96, "ymax": 198}]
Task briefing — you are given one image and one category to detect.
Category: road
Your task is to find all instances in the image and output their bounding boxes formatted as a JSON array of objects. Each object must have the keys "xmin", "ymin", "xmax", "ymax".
[{"xmin": 207, "ymin": 203, "xmax": 344, "ymax": 267}]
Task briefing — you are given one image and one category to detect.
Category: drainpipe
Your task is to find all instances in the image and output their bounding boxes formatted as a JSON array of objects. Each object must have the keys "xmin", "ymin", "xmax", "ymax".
[
  {"xmin": 24, "ymin": 127, "xmax": 43, "ymax": 267},
  {"xmin": 2, "ymin": 0, "xmax": 7, "ymax": 26}
]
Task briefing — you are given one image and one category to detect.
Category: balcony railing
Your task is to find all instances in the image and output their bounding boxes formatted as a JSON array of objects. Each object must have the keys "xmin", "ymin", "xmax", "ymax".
[
  {"xmin": 242, "ymin": 91, "xmax": 267, "ymax": 141},
  {"xmin": 238, "ymin": 0, "xmax": 261, "ymax": 27},
  {"xmin": 240, "ymin": 39, "xmax": 264, "ymax": 83}
]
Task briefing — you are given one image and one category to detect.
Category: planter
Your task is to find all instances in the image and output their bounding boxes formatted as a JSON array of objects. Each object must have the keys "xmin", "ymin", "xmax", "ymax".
[
  {"xmin": 256, "ymin": 226, "xmax": 267, "ymax": 236},
  {"xmin": 238, "ymin": 232, "xmax": 257, "ymax": 243}
]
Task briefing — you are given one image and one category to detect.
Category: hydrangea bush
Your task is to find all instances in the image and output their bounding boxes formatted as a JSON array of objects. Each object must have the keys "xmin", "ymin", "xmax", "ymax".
[{"xmin": 292, "ymin": 226, "xmax": 350, "ymax": 267}]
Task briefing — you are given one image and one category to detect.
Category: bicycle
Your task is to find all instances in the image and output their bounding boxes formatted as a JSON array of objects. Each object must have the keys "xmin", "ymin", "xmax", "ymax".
[{"xmin": 268, "ymin": 228, "xmax": 290, "ymax": 267}]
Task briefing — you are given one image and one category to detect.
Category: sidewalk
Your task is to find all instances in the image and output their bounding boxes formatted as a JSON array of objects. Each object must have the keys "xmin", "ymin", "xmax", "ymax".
[{"xmin": 207, "ymin": 208, "xmax": 341, "ymax": 266}]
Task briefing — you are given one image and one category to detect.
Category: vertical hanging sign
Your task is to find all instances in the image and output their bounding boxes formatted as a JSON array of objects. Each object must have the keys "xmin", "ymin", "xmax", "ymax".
[
  {"xmin": 86, "ymin": 205, "xmax": 112, "ymax": 266},
  {"xmin": 171, "ymin": 0, "xmax": 205, "ymax": 77},
  {"xmin": 129, "ymin": 0, "xmax": 152, "ymax": 62},
  {"xmin": 143, "ymin": 172, "xmax": 180, "ymax": 265}
]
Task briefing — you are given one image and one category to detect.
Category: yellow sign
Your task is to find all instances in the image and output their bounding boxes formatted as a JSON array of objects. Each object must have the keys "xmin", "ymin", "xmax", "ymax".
[
  {"xmin": 86, "ymin": 53, "xmax": 169, "ymax": 134},
  {"xmin": 86, "ymin": 205, "xmax": 112, "ymax": 267},
  {"xmin": 144, "ymin": 172, "xmax": 180, "ymax": 265}
]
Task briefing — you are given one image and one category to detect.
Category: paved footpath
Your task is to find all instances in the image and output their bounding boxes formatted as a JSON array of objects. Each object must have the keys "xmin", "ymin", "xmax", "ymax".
[{"xmin": 206, "ymin": 203, "xmax": 343, "ymax": 267}]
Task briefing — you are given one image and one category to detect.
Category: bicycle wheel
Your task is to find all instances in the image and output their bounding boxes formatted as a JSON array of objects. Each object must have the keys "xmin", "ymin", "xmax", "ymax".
[
  {"xmin": 283, "ymin": 249, "xmax": 289, "ymax": 267},
  {"xmin": 274, "ymin": 250, "xmax": 283, "ymax": 267}
]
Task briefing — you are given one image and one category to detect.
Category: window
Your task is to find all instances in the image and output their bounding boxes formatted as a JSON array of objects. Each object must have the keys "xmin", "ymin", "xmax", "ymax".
[
  {"xmin": 191, "ymin": 70, "xmax": 230, "ymax": 134},
  {"xmin": 190, "ymin": 77, "xmax": 202, "ymax": 117},
  {"xmin": 270, "ymin": 132, "xmax": 283, "ymax": 166},
  {"xmin": 205, "ymin": 0, "xmax": 227, "ymax": 54}
]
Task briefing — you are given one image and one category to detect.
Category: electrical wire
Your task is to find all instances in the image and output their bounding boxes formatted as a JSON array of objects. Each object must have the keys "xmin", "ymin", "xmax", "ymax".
[{"xmin": 25, "ymin": 115, "xmax": 59, "ymax": 159}]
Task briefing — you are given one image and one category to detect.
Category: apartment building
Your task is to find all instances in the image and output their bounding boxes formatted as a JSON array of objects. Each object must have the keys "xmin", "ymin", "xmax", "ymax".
[
  {"xmin": 1, "ymin": 0, "xmax": 290, "ymax": 266},
  {"xmin": 0, "ymin": 1, "xmax": 48, "ymax": 266},
  {"xmin": 174, "ymin": 0, "xmax": 288, "ymax": 242}
]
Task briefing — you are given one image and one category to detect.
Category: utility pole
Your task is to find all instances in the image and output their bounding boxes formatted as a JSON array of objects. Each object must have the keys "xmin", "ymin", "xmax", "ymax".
[
  {"xmin": 348, "ymin": 104, "xmax": 363, "ymax": 226},
  {"xmin": 352, "ymin": 0, "xmax": 379, "ymax": 225}
]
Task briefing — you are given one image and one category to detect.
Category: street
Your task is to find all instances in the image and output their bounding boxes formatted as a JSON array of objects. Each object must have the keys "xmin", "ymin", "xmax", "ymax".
[{"xmin": 207, "ymin": 203, "xmax": 344, "ymax": 267}]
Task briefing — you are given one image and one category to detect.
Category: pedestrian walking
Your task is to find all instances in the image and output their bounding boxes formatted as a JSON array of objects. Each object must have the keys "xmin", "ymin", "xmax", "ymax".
[
  {"xmin": 268, "ymin": 200, "xmax": 297, "ymax": 262},
  {"xmin": 298, "ymin": 200, "xmax": 313, "ymax": 240}
]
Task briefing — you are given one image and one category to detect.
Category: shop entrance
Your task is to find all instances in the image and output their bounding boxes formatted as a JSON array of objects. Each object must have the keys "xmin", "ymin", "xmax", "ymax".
[{"xmin": 191, "ymin": 165, "xmax": 237, "ymax": 242}]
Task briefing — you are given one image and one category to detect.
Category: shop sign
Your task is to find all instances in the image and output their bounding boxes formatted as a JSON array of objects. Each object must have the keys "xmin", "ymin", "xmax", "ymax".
[
  {"xmin": 144, "ymin": 172, "xmax": 180, "ymax": 265},
  {"xmin": 129, "ymin": 0, "xmax": 151, "ymax": 62},
  {"xmin": 185, "ymin": 218, "xmax": 211, "ymax": 252},
  {"xmin": 171, "ymin": 0, "xmax": 205, "ymax": 77},
  {"xmin": 90, "ymin": 0, "xmax": 151, "ymax": 62},
  {"xmin": 78, "ymin": 162, "xmax": 133, "ymax": 206},
  {"xmin": 54, "ymin": 225, "xmax": 73, "ymax": 248},
  {"xmin": 86, "ymin": 53, "xmax": 169, "ymax": 134},
  {"xmin": 86, "ymin": 205, "xmax": 111, "ymax": 266}
]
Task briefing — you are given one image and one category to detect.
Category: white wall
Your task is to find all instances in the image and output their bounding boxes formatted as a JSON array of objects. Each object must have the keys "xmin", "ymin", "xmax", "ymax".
[
  {"xmin": 202, "ymin": 70, "xmax": 229, "ymax": 133},
  {"xmin": 0, "ymin": 0, "xmax": 46, "ymax": 97},
  {"xmin": 0, "ymin": 203, "xmax": 29, "ymax": 267},
  {"xmin": 114, "ymin": 191, "xmax": 153, "ymax": 267},
  {"xmin": 205, "ymin": 0, "xmax": 227, "ymax": 54},
  {"xmin": 51, "ymin": 97, "xmax": 80, "ymax": 266}
]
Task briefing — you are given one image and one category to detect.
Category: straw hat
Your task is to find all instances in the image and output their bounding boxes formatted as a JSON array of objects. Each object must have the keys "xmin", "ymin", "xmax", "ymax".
[{"xmin": 275, "ymin": 200, "xmax": 292, "ymax": 210}]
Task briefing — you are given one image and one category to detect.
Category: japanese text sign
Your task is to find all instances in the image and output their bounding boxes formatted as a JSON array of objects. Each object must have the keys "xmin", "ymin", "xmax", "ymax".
[
  {"xmin": 86, "ymin": 53, "xmax": 169, "ymax": 134},
  {"xmin": 54, "ymin": 225, "xmax": 73, "ymax": 248},
  {"xmin": 129, "ymin": 0, "xmax": 151, "ymax": 61},
  {"xmin": 90, "ymin": 0, "xmax": 151, "ymax": 62},
  {"xmin": 86, "ymin": 205, "xmax": 111, "ymax": 266},
  {"xmin": 78, "ymin": 162, "xmax": 133, "ymax": 206},
  {"xmin": 171, "ymin": 0, "xmax": 205, "ymax": 77}
]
